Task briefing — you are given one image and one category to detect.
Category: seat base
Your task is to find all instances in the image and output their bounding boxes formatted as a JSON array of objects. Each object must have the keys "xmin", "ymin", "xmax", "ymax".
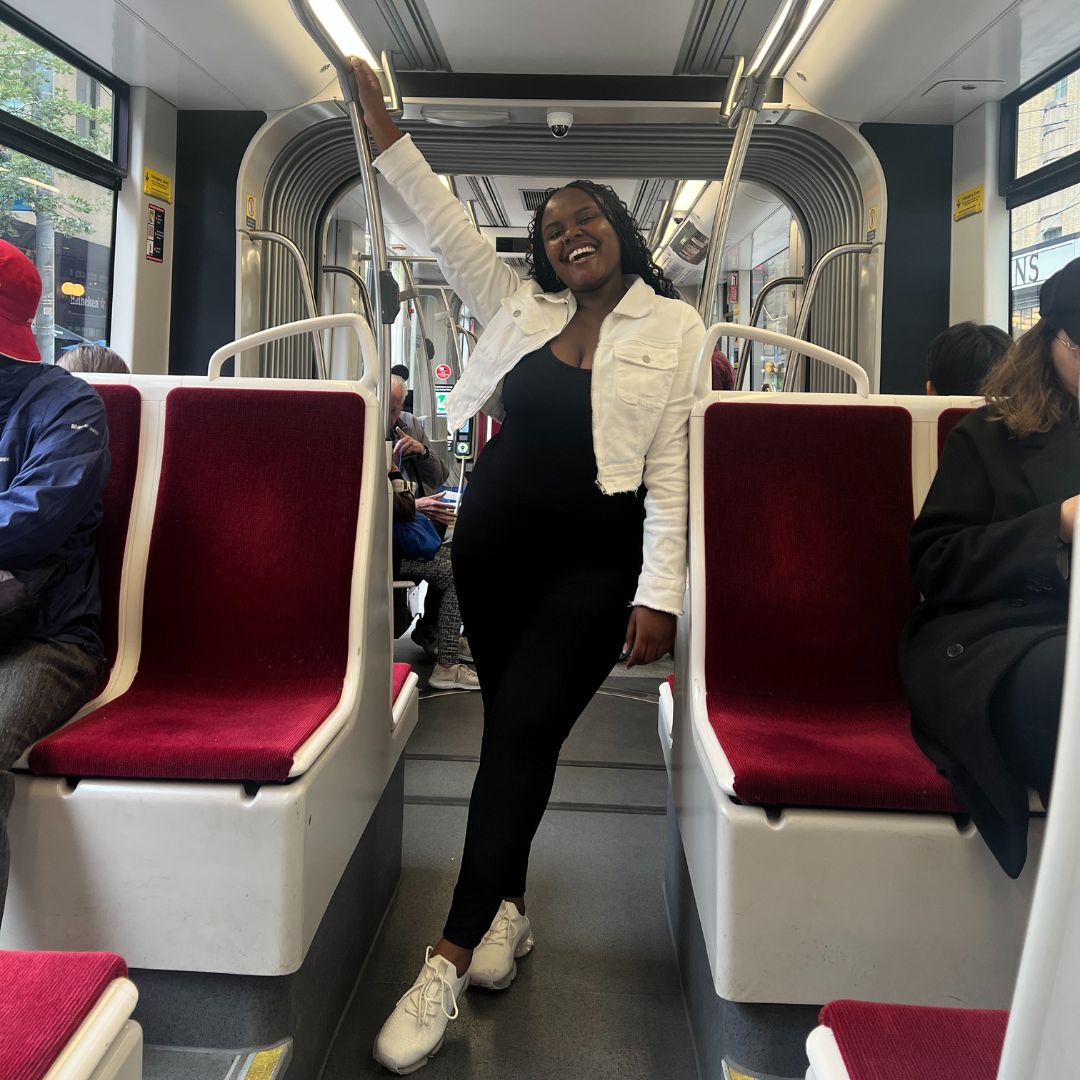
[
  {"xmin": 92, "ymin": 1020, "xmax": 143, "ymax": 1080},
  {"xmin": 665, "ymin": 685, "xmax": 1040, "ymax": 1006},
  {"xmin": 130, "ymin": 759, "xmax": 403, "ymax": 1080},
  {"xmin": 665, "ymin": 793, "xmax": 820, "ymax": 1080},
  {"xmin": 2, "ymin": 666, "xmax": 416, "ymax": 974}
]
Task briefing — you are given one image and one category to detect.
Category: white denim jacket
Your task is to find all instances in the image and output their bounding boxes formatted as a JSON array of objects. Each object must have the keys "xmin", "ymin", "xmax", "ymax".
[{"xmin": 374, "ymin": 135, "xmax": 706, "ymax": 614}]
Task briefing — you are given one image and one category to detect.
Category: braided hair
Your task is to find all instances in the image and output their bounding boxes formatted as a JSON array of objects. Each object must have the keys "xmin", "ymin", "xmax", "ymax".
[{"xmin": 526, "ymin": 180, "xmax": 680, "ymax": 300}]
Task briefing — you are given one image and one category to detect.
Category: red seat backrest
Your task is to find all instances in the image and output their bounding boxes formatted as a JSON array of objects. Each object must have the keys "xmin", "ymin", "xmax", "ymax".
[
  {"xmin": 703, "ymin": 402, "xmax": 916, "ymax": 702},
  {"xmin": 937, "ymin": 406, "xmax": 974, "ymax": 457},
  {"xmin": 92, "ymin": 384, "xmax": 141, "ymax": 673},
  {"xmin": 138, "ymin": 388, "xmax": 365, "ymax": 680}
]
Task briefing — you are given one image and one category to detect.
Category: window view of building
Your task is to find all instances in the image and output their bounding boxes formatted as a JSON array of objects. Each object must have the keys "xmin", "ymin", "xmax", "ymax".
[
  {"xmin": 1009, "ymin": 62, "xmax": 1080, "ymax": 337},
  {"xmin": 1010, "ymin": 180, "xmax": 1080, "ymax": 336},
  {"xmin": 0, "ymin": 21, "xmax": 116, "ymax": 360}
]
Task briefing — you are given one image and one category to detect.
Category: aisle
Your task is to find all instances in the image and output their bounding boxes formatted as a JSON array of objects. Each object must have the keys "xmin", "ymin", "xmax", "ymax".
[{"xmin": 322, "ymin": 645, "xmax": 699, "ymax": 1079}]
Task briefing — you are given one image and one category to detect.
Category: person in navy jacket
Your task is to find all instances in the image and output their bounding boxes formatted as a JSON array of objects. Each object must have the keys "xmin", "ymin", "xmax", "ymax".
[{"xmin": 0, "ymin": 240, "xmax": 110, "ymax": 923}]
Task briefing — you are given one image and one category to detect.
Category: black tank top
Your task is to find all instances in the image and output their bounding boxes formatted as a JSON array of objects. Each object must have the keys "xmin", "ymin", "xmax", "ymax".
[{"xmin": 452, "ymin": 344, "xmax": 644, "ymax": 563}]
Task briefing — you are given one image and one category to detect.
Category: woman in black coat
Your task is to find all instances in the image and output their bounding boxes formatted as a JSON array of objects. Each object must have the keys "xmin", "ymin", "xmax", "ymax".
[{"xmin": 901, "ymin": 257, "xmax": 1080, "ymax": 878}]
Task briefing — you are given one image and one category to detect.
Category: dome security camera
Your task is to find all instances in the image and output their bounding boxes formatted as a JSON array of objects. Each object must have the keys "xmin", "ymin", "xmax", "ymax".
[{"xmin": 547, "ymin": 109, "xmax": 573, "ymax": 139}]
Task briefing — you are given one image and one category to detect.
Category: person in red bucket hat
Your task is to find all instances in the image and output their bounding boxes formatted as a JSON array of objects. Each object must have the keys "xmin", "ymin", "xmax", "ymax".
[
  {"xmin": 0, "ymin": 240, "xmax": 44, "ymax": 363},
  {"xmin": 0, "ymin": 239, "xmax": 111, "ymax": 924}
]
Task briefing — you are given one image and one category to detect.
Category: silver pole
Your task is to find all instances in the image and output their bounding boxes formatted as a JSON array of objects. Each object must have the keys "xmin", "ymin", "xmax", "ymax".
[
  {"xmin": 696, "ymin": 104, "xmax": 757, "ymax": 327},
  {"xmin": 696, "ymin": 0, "xmax": 813, "ymax": 328},
  {"xmin": 783, "ymin": 242, "xmax": 878, "ymax": 391},
  {"xmin": 322, "ymin": 265, "xmax": 375, "ymax": 329},
  {"xmin": 241, "ymin": 228, "xmax": 328, "ymax": 379},
  {"xmin": 287, "ymin": 0, "xmax": 400, "ymax": 423},
  {"xmin": 736, "ymin": 274, "xmax": 804, "ymax": 390},
  {"xmin": 343, "ymin": 94, "xmax": 393, "ymax": 425}
]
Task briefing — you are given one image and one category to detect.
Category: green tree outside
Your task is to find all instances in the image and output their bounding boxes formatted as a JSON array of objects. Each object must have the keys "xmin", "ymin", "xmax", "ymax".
[{"xmin": 0, "ymin": 25, "xmax": 114, "ymax": 357}]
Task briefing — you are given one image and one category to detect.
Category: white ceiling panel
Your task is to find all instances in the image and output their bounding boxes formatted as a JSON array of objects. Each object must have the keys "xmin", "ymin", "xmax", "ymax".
[
  {"xmin": 788, "ymin": 0, "xmax": 1080, "ymax": 124},
  {"xmin": 8, "ymin": 0, "xmax": 333, "ymax": 110},
  {"xmin": 428, "ymin": 0, "xmax": 698, "ymax": 75},
  {"xmin": 883, "ymin": 0, "xmax": 1080, "ymax": 123}
]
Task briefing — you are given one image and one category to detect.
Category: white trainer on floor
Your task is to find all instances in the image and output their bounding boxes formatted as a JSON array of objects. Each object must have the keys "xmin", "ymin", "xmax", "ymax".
[
  {"xmin": 373, "ymin": 947, "xmax": 469, "ymax": 1075},
  {"xmin": 468, "ymin": 900, "xmax": 535, "ymax": 990},
  {"xmin": 428, "ymin": 663, "xmax": 480, "ymax": 691},
  {"xmin": 457, "ymin": 636, "xmax": 473, "ymax": 663}
]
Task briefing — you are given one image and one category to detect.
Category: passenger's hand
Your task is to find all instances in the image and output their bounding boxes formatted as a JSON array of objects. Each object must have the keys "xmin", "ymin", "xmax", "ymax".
[
  {"xmin": 349, "ymin": 58, "xmax": 402, "ymax": 152},
  {"xmin": 394, "ymin": 433, "xmax": 426, "ymax": 459},
  {"xmin": 623, "ymin": 606, "xmax": 676, "ymax": 669},
  {"xmin": 416, "ymin": 494, "xmax": 455, "ymax": 525},
  {"xmin": 1061, "ymin": 496, "xmax": 1079, "ymax": 543}
]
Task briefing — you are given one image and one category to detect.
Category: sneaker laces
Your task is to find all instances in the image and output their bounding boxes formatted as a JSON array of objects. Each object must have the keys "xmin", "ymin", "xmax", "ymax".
[
  {"xmin": 398, "ymin": 947, "xmax": 461, "ymax": 1026},
  {"xmin": 478, "ymin": 906, "xmax": 514, "ymax": 948}
]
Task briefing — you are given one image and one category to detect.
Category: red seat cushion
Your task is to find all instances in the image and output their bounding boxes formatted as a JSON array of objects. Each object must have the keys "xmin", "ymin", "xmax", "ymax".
[
  {"xmin": 0, "ymin": 951, "xmax": 127, "ymax": 1080},
  {"xmin": 392, "ymin": 663, "xmax": 412, "ymax": 702},
  {"xmin": 937, "ymin": 407, "xmax": 974, "ymax": 456},
  {"xmin": 92, "ymin": 384, "xmax": 141, "ymax": 674},
  {"xmin": 821, "ymin": 1000, "xmax": 1007, "ymax": 1080},
  {"xmin": 701, "ymin": 403, "xmax": 959, "ymax": 812},
  {"xmin": 708, "ymin": 694, "xmax": 963, "ymax": 812},
  {"xmin": 32, "ymin": 388, "xmax": 365, "ymax": 783}
]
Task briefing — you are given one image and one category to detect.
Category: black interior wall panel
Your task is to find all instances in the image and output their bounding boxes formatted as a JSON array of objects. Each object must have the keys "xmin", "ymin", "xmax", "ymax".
[
  {"xmin": 860, "ymin": 124, "xmax": 953, "ymax": 395},
  {"xmin": 169, "ymin": 111, "xmax": 266, "ymax": 376}
]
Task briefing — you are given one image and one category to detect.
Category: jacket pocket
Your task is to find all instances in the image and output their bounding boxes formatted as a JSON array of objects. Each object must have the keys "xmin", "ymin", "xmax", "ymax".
[{"xmin": 614, "ymin": 345, "xmax": 678, "ymax": 410}]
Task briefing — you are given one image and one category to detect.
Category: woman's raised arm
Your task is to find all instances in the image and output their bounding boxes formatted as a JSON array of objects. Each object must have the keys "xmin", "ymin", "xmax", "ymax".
[{"xmin": 351, "ymin": 59, "xmax": 521, "ymax": 326}]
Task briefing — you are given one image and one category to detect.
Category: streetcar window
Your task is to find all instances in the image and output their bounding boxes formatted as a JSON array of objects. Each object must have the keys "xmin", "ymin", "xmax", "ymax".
[
  {"xmin": 0, "ymin": 19, "xmax": 115, "ymax": 157},
  {"xmin": 1009, "ymin": 179, "xmax": 1080, "ymax": 337},
  {"xmin": 0, "ymin": 15, "xmax": 126, "ymax": 362}
]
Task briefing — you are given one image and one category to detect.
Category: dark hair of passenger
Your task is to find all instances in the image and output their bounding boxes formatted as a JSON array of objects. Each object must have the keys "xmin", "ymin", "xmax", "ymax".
[
  {"xmin": 58, "ymin": 345, "xmax": 129, "ymax": 374},
  {"xmin": 983, "ymin": 319, "xmax": 1079, "ymax": 437},
  {"xmin": 926, "ymin": 321, "xmax": 1011, "ymax": 397},
  {"xmin": 526, "ymin": 181, "xmax": 680, "ymax": 300}
]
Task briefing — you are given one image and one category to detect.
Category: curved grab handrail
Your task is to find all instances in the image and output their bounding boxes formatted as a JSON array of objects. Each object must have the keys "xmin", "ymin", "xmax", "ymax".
[
  {"xmin": 698, "ymin": 322, "xmax": 869, "ymax": 398},
  {"xmin": 209, "ymin": 313, "xmax": 378, "ymax": 390}
]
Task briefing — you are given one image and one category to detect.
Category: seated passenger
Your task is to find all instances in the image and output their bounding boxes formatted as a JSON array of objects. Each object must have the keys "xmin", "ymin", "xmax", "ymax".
[
  {"xmin": 711, "ymin": 344, "xmax": 735, "ymax": 391},
  {"xmin": 390, "ymin": 364, "xmax": 413, "ymax": 412},
  {"xmin": 389, "ymin": 374, "xmax": 454, "ymax": 657},
  {"xmin": 391, "ymin": 470, "xmax": 478, "ymax": 691},
  {"xmin": 58, "ymin": 344, "xmax": 130, "ymax": 374},
  {"xmin": 0, "ymin": 242, "xmax": 110, "ymax": 922},
  {"xmin": 900, "ymin": 258, "xmax": 1080, "ymax": 878},
  {"xmin": 925, "ymin": 321, "xmax": 1010, "ymax": 397}
]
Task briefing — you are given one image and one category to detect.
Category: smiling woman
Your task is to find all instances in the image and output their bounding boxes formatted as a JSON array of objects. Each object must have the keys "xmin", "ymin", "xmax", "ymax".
[{"xmin": 348, "ymin": 55, "xmax": 706, "ymax": 1076}]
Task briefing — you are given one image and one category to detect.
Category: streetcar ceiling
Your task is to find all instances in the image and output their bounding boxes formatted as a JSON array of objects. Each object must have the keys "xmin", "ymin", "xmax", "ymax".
[{"xmin": 12, "ymin": 0, "xmax": 1080, "ymax": 121}]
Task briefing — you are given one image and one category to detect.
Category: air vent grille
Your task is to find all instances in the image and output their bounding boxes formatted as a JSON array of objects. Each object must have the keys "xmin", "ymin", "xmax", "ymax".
[{"xmin": 520, "ymin": 188, "xmax": 554, "ymax": 211}]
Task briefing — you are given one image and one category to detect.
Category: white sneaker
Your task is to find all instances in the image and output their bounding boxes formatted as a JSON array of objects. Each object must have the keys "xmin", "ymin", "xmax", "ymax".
[
  {"xmin": 457, "ymin": 636, "xmax": 473, "ymax": 663},
  {"xmin": 373, "ymin": 947, "xmax": 469, "ymax": 1074},
  {"xmin": 468, "ymin": 900, "xmax": 534, "ymax": 990},
  {"xmin": 428, "ymin": 663, "xmax": 480, "ymax": 691}
]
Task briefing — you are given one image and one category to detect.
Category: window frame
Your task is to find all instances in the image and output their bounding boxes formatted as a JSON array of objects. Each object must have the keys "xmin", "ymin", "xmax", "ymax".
[
  {"xmin": 0, "ymin": 5, "xmax": 129, "ymax": 353},
  {"xmin": 999, "ymin": 47, "xmax": 1080, "ymax": 210},
  {"xmin": 0, "ymin": 1, "xmax": 130, "ymax": 189}
]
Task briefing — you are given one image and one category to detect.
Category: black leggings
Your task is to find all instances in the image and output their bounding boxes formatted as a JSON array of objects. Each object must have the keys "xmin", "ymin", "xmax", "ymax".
[
  {"xmin": 990, "ymin": 633, "xmax": 1066, "ymax": 803},
  {"xmin": 444, "ymin": 552, "xmax": 639, "ymax": 948}
]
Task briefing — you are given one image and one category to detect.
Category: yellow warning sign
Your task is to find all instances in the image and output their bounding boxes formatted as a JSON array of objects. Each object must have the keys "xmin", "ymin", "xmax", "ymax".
[
  {"xmin": 143, "ymin": 168, "xmax": 173, "ymax": 204},
  {"xmin": 954, "ymin": 184, "xmax": 984, "ymax": 221},
  {"xmin": 866, "ymin": 204, "xmax": 879, "ymax": 241},
  {"xmin": 245, "ymin": 192, "xmax": 258, "ymax": 230}
]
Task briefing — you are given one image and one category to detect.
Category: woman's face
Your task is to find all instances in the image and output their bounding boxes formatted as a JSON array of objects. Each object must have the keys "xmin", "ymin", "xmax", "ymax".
[
  {"xmin": 540, "ymin": 187, "xmax": 622, "ymax": 293},
  {"xmin": 1050, "ymin": 328, "xmax": 1080, "ymax": 397}
]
